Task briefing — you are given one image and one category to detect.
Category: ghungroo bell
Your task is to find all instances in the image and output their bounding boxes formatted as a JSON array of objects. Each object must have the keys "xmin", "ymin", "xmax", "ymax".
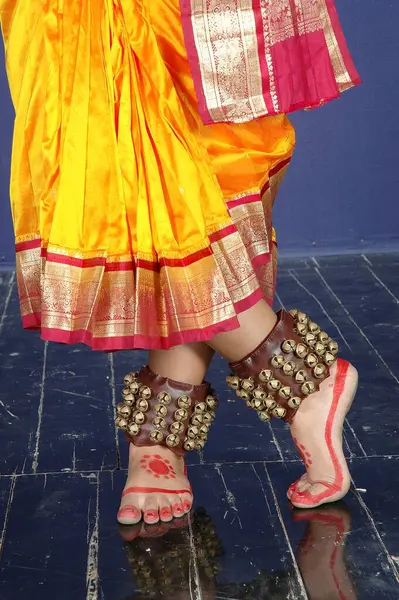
[
  {"xmin": 226, "ymin": 309, "xmax": 338, "ymax": 423},
  {"xmin": 115, "ymin": 366, "xmax": 217, "ymax": 455}
]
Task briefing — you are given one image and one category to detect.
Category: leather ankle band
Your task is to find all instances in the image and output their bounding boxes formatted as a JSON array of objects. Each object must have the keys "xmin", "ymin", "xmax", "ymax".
[
  {"xmin": 227, "ymin": 309, "xmax": 338, "ymax": 423},
  {"xmin": 115, "ymin": 366, "xmax": 218, "ymax": 455}
]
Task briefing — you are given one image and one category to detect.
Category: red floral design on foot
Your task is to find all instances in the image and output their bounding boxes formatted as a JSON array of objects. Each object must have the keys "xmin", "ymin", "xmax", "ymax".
[
  {"xmin": 140, "ymin": 454, "xmax": 177, "ymax": 480},
  {"xmin": 293, "ymin": 437, "xmax": 313, "ymax": 467}
]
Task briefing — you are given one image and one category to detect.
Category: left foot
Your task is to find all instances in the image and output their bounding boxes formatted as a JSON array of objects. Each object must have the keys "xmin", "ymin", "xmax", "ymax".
[{"xmin": 288, "ymin": 359, "xmax": 358, "ymax": 508}]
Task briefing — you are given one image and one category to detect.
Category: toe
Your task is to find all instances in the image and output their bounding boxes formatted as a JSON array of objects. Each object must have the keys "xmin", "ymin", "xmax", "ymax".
[
  {"xmin": 172, "ymin": 500, "xmax": 185, "ymax": 519},
  {"xmin": 287, "ymin": 475, "xmax": 308, "ymax": 499},
  {"xmin": 181, "ymin": 493, "xmax": 193, "ymax": 515},
  {"xmin": 117, "ymin": 505, "xmax": 142, "ymax": 526},
  {"xmin": 159, "ymin": 504, "xmax": 173, "ymax": 522},
  {"xmin": 143, "ymin": 500, "xmax": 160, "ymax": 525}
]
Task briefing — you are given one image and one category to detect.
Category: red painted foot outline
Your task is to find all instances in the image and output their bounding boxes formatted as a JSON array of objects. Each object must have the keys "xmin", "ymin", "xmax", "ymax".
[
  {"xmin": 292, "ymin": 360, "xmax": 350, "ymax": 507},
  {"xmin": 140, "ymin": 454, "xmax": 177, "ymax": 480}
]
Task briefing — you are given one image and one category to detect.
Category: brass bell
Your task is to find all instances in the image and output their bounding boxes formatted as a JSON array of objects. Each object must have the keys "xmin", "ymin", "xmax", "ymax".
[
  {"xmin": 122, "ymin": 387, "xmax": 131, "ymax": 397},
  {"xmin": 136, "ymin": 398, "xmax": 149, "ymax": 412},
  {"xmin": 170, "ymin": 421, "xmax": 184, "ymax": 434},
  {"xmin": 174, "ymin": 408, "xmax": 188, "ymax": 421},
  {"xmin": 265, "ymin": 398, "xmax": 277, "ymax": 410},
  {"xmin": 297, "ymin": 311, "xmax": 308, "ymax": 324},
  {"xmin": 258, "ymin": 411, "xmax": 272, "ymax": 423},
  {"xmin": 267, "ymin": 379, "xmax": 282, "ymax": 392},
  {"xmin": 152, "ymin": 416, "xmax": 167, "ymax": 430},
  {"xmin": 295, "ymin": 369, "xmax": 308, "ymax": 383},
  {"xmin": 116, "ymin": 402, "xmax": 130, "ymax": 414},
  {"xmin": 122, "ymin": 392, "xmax": 135, "ymax": 405},
  {"xmin": 178, "ymin": 395, "xmax": 192, "ymax": 409},
  {"xmin": 313, "ymin": 363, "xmax": 327, "ymax": 379},
  {"xmin": 202, "ymin": 412, "xmax": 213, "ymax": 424},
  {"xmin": 118, "ymin": 404, "xmax": 132, "ymax": 418},
  {"xmin": 237, "ymin": 389, "xmax": 251, "ymax": 402},
  {"xmin": 129, "ymin": 381, "xmax": 140, "ymax": 394},
  {"xmin": 296, "ymin": 322, "xmax": 308, "ymax": 336},
  {"xmin": 318, "ymin": 331, "xmax": 329, "ymax": 344},
  {"xmin": 273, "ymin": 406, "xmax": 287, "ymax": 418},
  {"xmin": 308, "ymin": 321, "xmax": 321, "ymax": 334},
  {"xmin": 241, "ymin": 377, "xmax": 255, "ymax": 392},
  {"xmin": 281, "ymin": 339, "xmax": 296, "ymax": 354},
  {"xmin": 195, "ymin": 438, "xmax": 206, "ymax": 450},
  {"xmin": 301, "ymin": 381, "xmax": 316, "ymax": 395},
  {"xmin": 157, "ymin": 391, "xmax": 172, "ymax": 405},
  {"xmin": 282, "ymin": 361, "xmax": 296, "ymax": 376},
  {"xmin": 115, "ymin": 417, "xmax": 128, "ymax": 430},
  {"xmin": 166, "ymin": 434, "xmax": 180, "ymax": 448},
  {"xmin": 126, "ymin": 423, "xmax": 140, "ymax": 436},
  {"xmin": 327, "ymin": 340, "xmax": 339, "ymax": 355},
  {"xmin": 195, "ymin": 402, "xmax": 207, "ymax": 414},
  {"xmin": 314, "ymin": 341, "xmax": 326, "ymax": 356},
  {"xmin": 289, "ymin": 308, "xmax": 299, "ymax": 318},
  {"xmin": 187, "ymin": 426, "xmax": 199, "ymax": 439},
  {"xmin": 252, "ymin": 398, "xmax": 264, "ymax": 411},
  {"xmin": 288, "ymin": 396, "xmax": 302, "ymax": 409},
  {"xmin": 324, "ymin": 351, "xmax": 336, "ymax": 366},
  {"xmin": 271, "ymin": 354, "xmax": 285, "ymax": 369},
  {"xmin": 226, "ymin": 375, "xmax": 240, "ymax": 389},
  {"xmin": 191, "ymin": 414, "xmax": 203, "ymax": 426},
  {"xmin": 184, "ymin": 439, "xmax": 196, "ymax": 451},
  {"xmin": 149, "ymin": 430, "xmax": 163, "ymax": 443},
  {"xmin": 124, "ymin": 372, "xmax": 137, "ymax": 385},
  {"xmin": 305, "ymin": 353, "xmax": 318, "ymax": 368},
  {"xmin": 153, "ymin": 404, "xmax": 167, "ymax": 418},
  {"xmin": 206, "ymin": 395, "xmax": 219, "ymax": 409},
  {"xmin": 139, "ymin": 385, "xmax": 152, "ymax": 400},
  {"xmin": 253, "ymin": 387, "xmax": 267, "ymax": 401},
  {"xmin": 295, "ymin": 343, "xmax": 308, "ymax": 359},
  {"xmin": 259, "ymin": 369, "xmax": 273, "ymax": 382},
  {"xmin": 305, "ymin": 332, "xmax": 317, "ymax": 347},
  {"xmin": 279, "ymin": 386, "xmax": 292, "ymax": 400},
  {"xmin": 133, "ymin": 411, "xmax": 146, "ymax": 425},
  {"xmin": 199, "ymin": 424, "xmax": 209, "ymax": 436}
]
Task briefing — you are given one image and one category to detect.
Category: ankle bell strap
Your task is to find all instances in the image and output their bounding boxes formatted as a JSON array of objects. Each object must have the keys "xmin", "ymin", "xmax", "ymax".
[
  {"xmin": 115, "ymin": 366, "xmax": 218, "ymax": 455},
  {"xmin": 227, "ymin": 309, "xmax": 338, "ymax": 424}
]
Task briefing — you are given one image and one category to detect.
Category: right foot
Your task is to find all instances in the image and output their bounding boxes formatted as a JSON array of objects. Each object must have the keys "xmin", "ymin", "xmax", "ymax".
[{"xmin": 117, "ymin": 444, "xmax": 193, "ymax": 525}]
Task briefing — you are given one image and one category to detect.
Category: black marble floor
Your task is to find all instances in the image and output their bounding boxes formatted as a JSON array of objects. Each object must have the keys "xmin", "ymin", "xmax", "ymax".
[{"xmin": 0, "ymin": 253, "xmax": 399, "ymax": 599}]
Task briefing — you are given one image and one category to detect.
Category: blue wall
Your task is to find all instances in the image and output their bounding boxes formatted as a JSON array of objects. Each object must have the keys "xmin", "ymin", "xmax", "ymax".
[{"xmin": 0, "ymin": 0, "xmax": 398, "ymax": 263}]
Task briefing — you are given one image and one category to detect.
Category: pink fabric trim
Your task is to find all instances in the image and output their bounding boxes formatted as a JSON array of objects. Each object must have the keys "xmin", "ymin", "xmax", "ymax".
[{"xmin": 22, "ymin": 287, "xmax": 265, "ymax": 351}]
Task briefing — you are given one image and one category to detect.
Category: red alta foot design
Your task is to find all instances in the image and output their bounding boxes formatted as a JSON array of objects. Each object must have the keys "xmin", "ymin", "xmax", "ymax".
[
  {"xmin": 290, "ymin": 359, "xmax": 357, "ymax": 509},
  {"xmin": 140, "ymin": 454, "xmax": 177, "ymax": 480}
]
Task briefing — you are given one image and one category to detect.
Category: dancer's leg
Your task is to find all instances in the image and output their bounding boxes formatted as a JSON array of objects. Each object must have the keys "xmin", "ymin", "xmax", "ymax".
[
  {"xmin": 210, "ymin": 301, "xmax": 358, "ymax": 508},
  {"xmin": 118, "ymin": 343, "xmax": 214, "ymax": 525}
]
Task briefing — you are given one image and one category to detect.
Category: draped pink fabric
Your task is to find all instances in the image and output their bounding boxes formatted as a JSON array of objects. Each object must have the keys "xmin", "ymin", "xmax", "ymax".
[{"xmin": 180, "ymin": 0, "xmax": 361, "ymax": 124}]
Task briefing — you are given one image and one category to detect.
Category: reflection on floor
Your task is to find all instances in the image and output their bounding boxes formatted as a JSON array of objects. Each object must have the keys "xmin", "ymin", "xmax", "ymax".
[{"xmin": 0, "ymin": 253, "xmax": 399, "ymax": 599}]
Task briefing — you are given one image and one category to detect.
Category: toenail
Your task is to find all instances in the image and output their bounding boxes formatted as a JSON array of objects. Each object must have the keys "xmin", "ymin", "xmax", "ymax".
[
  {"xmin": 173, "ymin": 503, "xmax": 183, "ymax": 514},
  {"xmin": 183, "ymin": 500, "xmax": 192, "ymax": 511},
  {"xmin": 145, "ymin": 510, "xmax": 158, "ymax": 520}
]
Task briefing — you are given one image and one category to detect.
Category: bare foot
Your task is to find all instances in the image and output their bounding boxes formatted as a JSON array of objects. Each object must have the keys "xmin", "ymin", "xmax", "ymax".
[
  {"xmin": 288, "ymin": 359, "xmax": 358, "ymax": 508},
  {"xmin": 117, "ymin": 444, "xmax": 193, "ymax": 525}
]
